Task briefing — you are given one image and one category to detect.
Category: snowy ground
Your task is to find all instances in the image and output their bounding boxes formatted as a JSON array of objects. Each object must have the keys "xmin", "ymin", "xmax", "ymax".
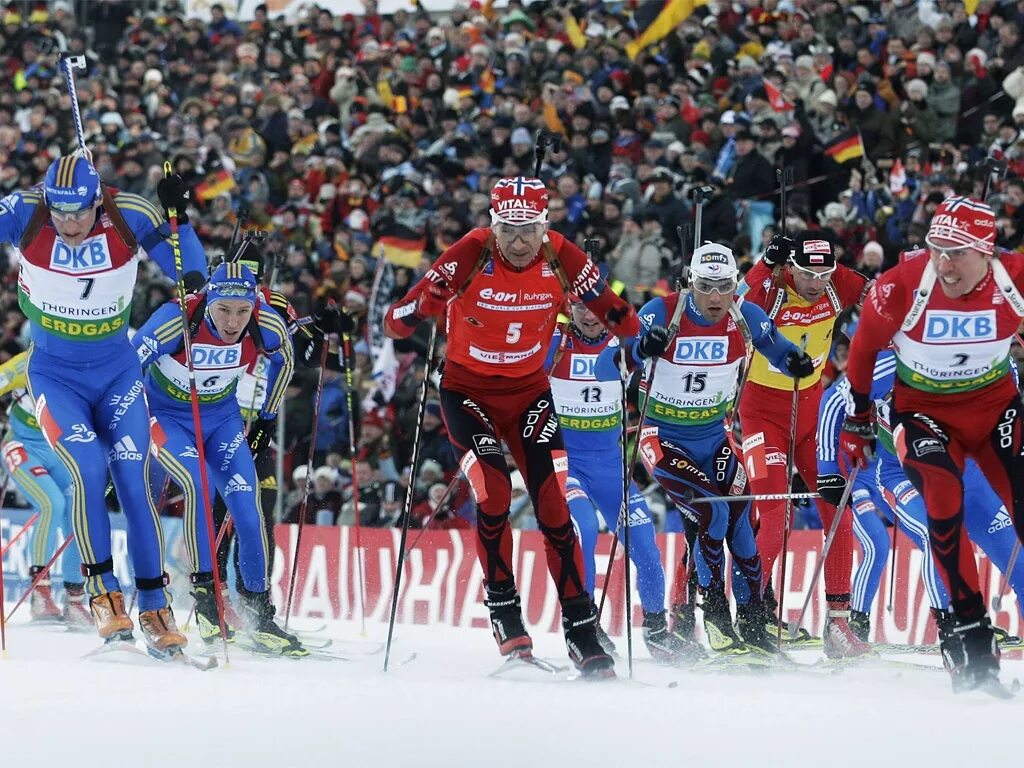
[{"xmin": 1, "ymin": 616, "xmax": 1019, "ymax": 768}]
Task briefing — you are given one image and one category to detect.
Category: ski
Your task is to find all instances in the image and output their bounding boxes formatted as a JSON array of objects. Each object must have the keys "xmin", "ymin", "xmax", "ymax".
[
  {"xmin": 84, "ymin": 639, "xmax": 217, "ymax": 671},
  {"xmin": 489, "ymin": 652, "xmax": 569, "ymax": 679},
  {"xmin": 974, "ymin": 677, "xmax": 1021, "ymax": 700}
]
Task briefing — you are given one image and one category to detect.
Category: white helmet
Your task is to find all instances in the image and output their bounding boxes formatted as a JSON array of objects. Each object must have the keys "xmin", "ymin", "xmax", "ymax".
[{"xmin": 689, "ymin": 242, "xmax": 739, "ymax": 282}]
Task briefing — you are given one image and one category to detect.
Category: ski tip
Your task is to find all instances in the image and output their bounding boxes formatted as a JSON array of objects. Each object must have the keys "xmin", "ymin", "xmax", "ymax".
[{"xmin": 786, "ymin": 621, "xmax": 799, "ymax": 639}]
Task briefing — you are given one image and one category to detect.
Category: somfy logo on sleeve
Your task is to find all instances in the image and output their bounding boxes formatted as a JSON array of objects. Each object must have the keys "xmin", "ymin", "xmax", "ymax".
[{"xmin": 923, "ymin": 310, "xmax": 996, "ymax": 344}]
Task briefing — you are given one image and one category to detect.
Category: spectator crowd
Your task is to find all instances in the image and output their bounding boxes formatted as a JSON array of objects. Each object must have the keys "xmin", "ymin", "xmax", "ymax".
[{"xmin": 3, "ymin": 0, "xmax": 1024, "ymax": 532}]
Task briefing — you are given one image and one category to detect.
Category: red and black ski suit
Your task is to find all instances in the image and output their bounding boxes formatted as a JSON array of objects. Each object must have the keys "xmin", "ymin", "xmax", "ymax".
[
  {"xmin": 385, "ymin": 228, "xmax": 639, "ymax": 603},
  {"xmin": 846, "ymin": 251, "xmax": 1024, "ymax": 620}
]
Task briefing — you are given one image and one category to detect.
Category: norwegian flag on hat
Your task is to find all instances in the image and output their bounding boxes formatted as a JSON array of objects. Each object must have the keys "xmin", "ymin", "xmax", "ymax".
[
  {"xmin": 490, "ymin": 176, "xmax": 549, "ymax": 224},
  {"xmin": 926, "ymin": 196, "xmax": 995, "ymax": 255}
]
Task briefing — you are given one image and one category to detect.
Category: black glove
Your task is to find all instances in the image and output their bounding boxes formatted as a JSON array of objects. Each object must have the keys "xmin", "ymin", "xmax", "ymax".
[
  {"xmin": 637, "ymin": 326, "xmax": 671, "ymax": 359},
  {"xmin": 183, "ymin": 270, "xmax": 206, "ymax": 294},
  {"xmin": 247, "ymin": 416, "xmax": 275, "ymax": 456},
  {"xmin": 316, "ymin": 305, "xmax": 355, "ymax": 336},
  {"xmin": 761, "ymin": 233, "xmax": 794, "ymax": 268},
  {"xmin": 785, "ymin": 350, "xmax": 815, "ymax": 378},
  {"xmin": 817, "ymin": 474, "xmax": 847, "ymax": 507},
  {"xmin": 157, "ymin": 174, "xmax": 191, "ymax": 224}
]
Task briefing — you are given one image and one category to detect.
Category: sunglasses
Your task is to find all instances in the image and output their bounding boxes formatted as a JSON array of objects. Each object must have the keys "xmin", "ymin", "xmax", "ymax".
[
  {"xmin": 789, "ymin": 262, "xmax": 836, "ymax": 282},
  {"xmin": 925, "ymin": 238, "xmax": 975, "ymax": 262},
  {"xmin": 48, "ymin": 206, "xmax": 95, "ymax": 223},
  {"xmin": 691, "ymin": 277, "xmax": 738, "ymax": 295}
]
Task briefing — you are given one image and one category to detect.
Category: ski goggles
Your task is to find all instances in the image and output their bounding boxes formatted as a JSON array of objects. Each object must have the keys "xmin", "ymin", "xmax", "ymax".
[
  {"xmin": 691, "ymin": 276, "xmax": 738, "ymax": 295},
  {"xmin": 208, "ymin": 281, "xmax": 256, "ymax": 302},
  {"xmin": 789, "ymin": 261, "xmax": 836, "ymax": 282}
]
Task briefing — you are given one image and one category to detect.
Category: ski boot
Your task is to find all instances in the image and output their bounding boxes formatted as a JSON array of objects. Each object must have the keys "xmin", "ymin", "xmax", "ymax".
[
  {"xmin": 562, "ymin": 595, "xmax": 616, "ymax": 678},
  {"xmin": 89, "ymin": 591, "xmax": 135, "ymax": 641},
  {"xmin": 62, "ymin": 582, "xmax": 94, "ymax": 630},
  {"xmin": 937, "ymin": 607, "xmax": 1002, "ymax": 694},
  {"xmin": 764, "ymin": 580, "xmax": 815, "ymax": 645},
  {"xmin": 484, "ymin": 583, "xmax": 534, "ymax": 657},
  {"xmin": 669, "ymin": 601, "xmax": 696, "ymax": 643},
  {"xmin": 993, "ymin": 624, "xmax": 1023, "ymax": 649},
  {"xmin": 139, "ymin": 606, "xmax": 189, "ymax": 656},
  {"xmin": 238, "ymin": 587, "xmax": 308, "ymax": 657},
  {"xmin": 849, "ymin": 610, "xmax": 871, "ymax": 643},
  {"xmin": 701, "ymin": 587, "xmax": 748, "ymax": 655},
  {"xmin": 823, "ymin": 596, "xmax": 872, "ymax": 659},
  {"xmin": 190, "ymin": 574, "xmax": 236, "ymax": 644},
  {"xmin": 643, "ymin": 610, "xmax": 705, "ymax": 664},
  {"xmin": 735, "ymin": 601, "xmax": 784, "ymax": 656},
  {"xmin": 29, "ymin": 566, "xmax": 63, "ymax": 622}
]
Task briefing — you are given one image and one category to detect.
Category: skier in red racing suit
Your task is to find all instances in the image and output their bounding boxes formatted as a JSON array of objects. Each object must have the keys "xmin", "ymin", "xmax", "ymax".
[
  {"xmin": 385, "ymin": 176, "xmax": 638, "ymax": 677},
  {"xmin": 841, "ymin": 196, "xmax": 1024, "ymax": 694}
]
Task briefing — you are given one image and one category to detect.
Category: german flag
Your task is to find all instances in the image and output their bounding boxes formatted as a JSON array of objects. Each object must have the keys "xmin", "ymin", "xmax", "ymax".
[
  {"xmin": 195, "ymin": 169, "xmax": 237, "ymax": 202},
  {"xmin": 378, "ymin": 234, "xmax": 426, "ymax": 268},
  {"xmin": 824, "ymin": 130, "xmax": 865, "ymax": 165},
  {"xmin": 626, "ymin": 0, "xmax": 706, "ymax": 60}
]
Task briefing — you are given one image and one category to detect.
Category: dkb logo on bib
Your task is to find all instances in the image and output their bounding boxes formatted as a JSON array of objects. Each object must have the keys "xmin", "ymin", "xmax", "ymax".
[
  {"xmin": 923, "ymin": 310, "xmax": 996, "ymax": 344},
  {"xmin": 569, "ymin": 354, "xmax": 598, "ymax": 380},
  {"xmin": 49, "ymin": 236, "xmax": 111, "ymax": 274},
  {"xmin": 672, "ymin": 336, "xmax": 728, "ymax": 363},
  {"xmin": 191, "ymin": 344, "xmax": 242, "ymax": 368}
]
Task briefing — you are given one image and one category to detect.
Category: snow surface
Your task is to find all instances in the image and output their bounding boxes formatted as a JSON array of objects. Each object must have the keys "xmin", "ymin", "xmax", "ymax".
[{"xmin": 1, "ymin": 616, "xmax": 1020, "ymax": 768}]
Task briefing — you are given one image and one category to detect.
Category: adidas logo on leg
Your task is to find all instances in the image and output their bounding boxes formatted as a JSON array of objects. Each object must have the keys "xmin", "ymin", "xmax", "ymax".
[
  {"xmin": 989, "ymin": 508, "xmax": 1013, "ymax": 534},
  {"xmin": 109, "ymin": 436, "xmax": 143, "ymax": 462},
  {"xmin": 224, "ymin": 474, "xmax": 253, "ymax": 496}
]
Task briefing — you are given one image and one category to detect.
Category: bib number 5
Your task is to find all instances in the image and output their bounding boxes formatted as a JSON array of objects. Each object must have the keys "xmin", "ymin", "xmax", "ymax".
[{"xmin": 506, "ymin": 322, "xmax": 522, "ymax": 344}]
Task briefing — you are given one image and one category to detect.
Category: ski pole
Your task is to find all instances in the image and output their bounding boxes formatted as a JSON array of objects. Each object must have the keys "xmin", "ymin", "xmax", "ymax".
[
  {"xmin": 341, "ymin": 328, "xmax": 368, "ymax": 635},
  {"xmin": 992, "ymin": 540, "xmax": 1021, "ymax": 613},
  {"xmin": 384, "ymin": 322, "xmax": 438, "ymax": 672},
  {"xmin": 777, "ymin": 333, "xmax": 808, "ymax": 649},
  {"xmin": 405, "ymin": 473, "xmax": 463, "ymax": 556},
  {"xmin": 0, "ymin": 513, "xmax": 40, "ymax": 559},
  {"xmin": 163, "ymin": 161, "xmax": 230, "ymax": 664},
  {"xmin": 4, "ymin": 533, "xmax": 75, "ymax": 625},
  {"xmin": 58, "ymin": 54, "xmax": 88, "ymax": 155},
  {"xmin": 0, "ymin": 470, "xmax": 12, "ymax": 654},
  {"xmin": 688, "ymin": 492, "xmax": 820, "ymax": 505},
  {"xmin": 616, "ymin": 314, "xmax": 634, "ymax": 679},
  {"xmin": 788, "ymin": 465, "xmax": 860, "ymax": 638},
  {"xmin": 284, "ymin": 332, "xmax": 331, "ymax": 629},
  {"xmin": 886, "ymin": 511, "xmax": 899, "ymax": 613}
]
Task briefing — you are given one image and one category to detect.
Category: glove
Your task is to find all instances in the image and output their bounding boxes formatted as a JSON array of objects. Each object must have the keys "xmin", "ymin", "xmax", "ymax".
[
  {"xmin": 637, "ymin": 326, "xmax": 671, "ymax": 359},
  {"xmin": 839, "ymin": 412, "xmax": 875, "ymax": 473},
  {"xmin": 157, "ymin": 174, "xmax": 191, "ymax": 225},
  {"xmin": 183, "ymin": 270, "xmax": 206, "ymax": 294},
  {"xmin": 785, "ymin": 350, "xmax": 815, "ymax": 378},
  {"xmin": 817, "ymin": 474, "xmax": 847, "ymax": 507},
  {"xmin": 316, "ymin": 305, "xmax": 355, "ymax": 336},
  {"xmin": 761, "ymin": 233, "xmax": 795, "ymax": 268},
  {"xmin": 604, "ymin": 304, "xmax": 640, "ymax": 337},
  {"xmin": 247, "ymin": 416, "xmax": 275, "ymax": 456},
  {"xmin": 416, "ymin": 281, "xmax": 449, "ymax": 318}
]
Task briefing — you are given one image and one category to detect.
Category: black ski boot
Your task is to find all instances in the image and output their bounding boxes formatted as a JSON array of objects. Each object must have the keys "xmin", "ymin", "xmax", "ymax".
[
  {"xmin": 937, "ymin": 607, "xmax": 1002, "ymax": 694},
  {"xmin": 643, "ymin": 610, "xmax": 705, "ymax": 664},
  {"xmin": 237, "ymin": 587, "xmax": 308, "ymax": 657},
  {"xmin": 735, "ymin": 601, "xmax": 783, "ymax": 656},
  {"xmin": 669, "ymin": 602, "xmax": 696, "ymax": 643},
  {"xmin": 562, "ymin": 596, "xmax": 615, "ymax": 678},
  {"xmin": 593, "ymin": 609, "xmax": 617, "ymax": 656},
  {"xmin": 849, "ymin": 610, "xmax": 871, "ymax": 643},
  {"xmin": 484, "ymin": 583, "xmax": 533, "ymax": 657},
  {"xmin": 701, "ymin": 587, "xmax": 748, "ymax": 655},
  {"xmin": 190, "ymin": 573, "xmax": 235, "ymax": 644}
]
